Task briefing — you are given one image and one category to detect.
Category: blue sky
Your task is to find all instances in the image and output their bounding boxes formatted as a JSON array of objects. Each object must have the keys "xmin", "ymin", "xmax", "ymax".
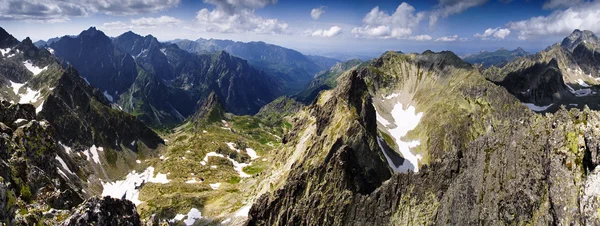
[{"xmin": 1, "ymin": 0, "xmax": 599, "ymax": 57}]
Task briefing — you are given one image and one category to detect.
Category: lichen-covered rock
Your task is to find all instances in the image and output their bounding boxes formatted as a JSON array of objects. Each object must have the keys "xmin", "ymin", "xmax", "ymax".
[
  {"xmin": 248, "ymin": 51, "xmax": 600, "ymax": 225},
  {"xmin": 62, "ymin": 197, "xmax": 141, "ymax": 226}
]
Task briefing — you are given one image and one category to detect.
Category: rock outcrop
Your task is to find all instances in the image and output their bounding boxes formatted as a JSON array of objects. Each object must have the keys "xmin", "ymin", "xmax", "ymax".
[
  {"xmin": 248, "ymin": 51, "xmax": 600, "ymax": 225},
  {"xmin": 61, "ymin": 197, "xmax": 141, "ymax": 226}
]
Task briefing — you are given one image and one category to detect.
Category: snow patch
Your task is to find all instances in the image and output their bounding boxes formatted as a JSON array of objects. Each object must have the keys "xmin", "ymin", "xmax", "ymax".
[
  {"xmin": 103, "ymin": 90, "xmax": 113, "ymax": 102},
  {"xmin": 202, "ymin": 151, "xmax": 251, "ymax": 177},
  {"xmin": 85, "ymin": 145, "xmax": 103, "ymax": 164},
  {"xmin": 55, "ymin": 156, "xmax": 74, "ymax": 175},
  {"xmin": 17, "ymin": 87, "xmax": 41, "ymax": 104},
  {"xmin": 23, "ymin": 61, "xmax": 47, "ymax": 76},
  {"xmin": 577, "ymin": 79, "xmax": 591, "ymax": 87},
  {"xmin": 160, "ymin": 48, "xmax": 167, "ymax": 56},
  {"xmin": 185, "ymin": 178, "xmax": 201, "ymax": 184},
  {"xmin": 523, "ymin": 103, "xmax": 554, "ymax": 112},
  {"xmin": 226, "ymin": 142, "xmax": 238, "ymax": 152},
  {"xmin": 9, "ymin": 81, "xmax": 24, "ymax": 95},
  {"xmin": 47, "ymin": 48, "xmax": 54, "ymax": 54},
  {"xmin": 384, "ymin": 93, "xmax": 399, "ymax": 99},
  {"xmin": 0, "ymin": 48, "xmax": 9, "ymax": 56},
  {"xmin": 101, "ymin": 166, "xmax": 171, "ymax": 205},
  {"xmin": 35, "ymin": 101, "xmax": 44, "ymax": 113},
  {"xmin": 210, "ymin": 183, "xmax": 221, "ymax": 190},
  {"xmin": 170, "ymin": 208, "xmax": 202, "ymax": 226},
  {"xmin": 565, "ymin": 83, "xmax": 593, "ymax": 97},
  {"xmin": 375, "ymin": 99, "xmax": 423, "ymax": 173},
  {"xmin": 375, "ymin": 111, "xmax": 391, "ymax": 127},
  {"xmin": 235, "ymin": 204, "xmax": 252, "ymax": 217},
  {"xmin": 59, "ymin": 142, "xmax": 72, "ymax": 154},
  {"xmin": 245, "ymin": 148, "xmax": 259, "ymax": 160},
  {"xmin": 14, "ymin": 118, "xmax": 27, "ymax": 124},
  {"xmin": 183, "ymin": 208, "xmax": 202, "ymax": 226}
]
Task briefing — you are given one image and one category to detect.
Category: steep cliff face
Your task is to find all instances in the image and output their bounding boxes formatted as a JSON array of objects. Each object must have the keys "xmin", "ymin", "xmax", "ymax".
[
  {"xmin": 248, "ymin": 51, "xmax": 600, "ymax": 225},
  {"xmin": 0, "ymin": 101, "xmax": 85, "ymax": 225}
]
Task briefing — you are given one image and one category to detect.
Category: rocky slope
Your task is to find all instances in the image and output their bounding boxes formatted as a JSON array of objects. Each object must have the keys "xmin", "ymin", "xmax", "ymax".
[
  {"xmin": 485, "ymin": 30, "xmax": 600, "ymax": 112},
  {"xmin": 247, "ymin": 51, "xmax": 600, "ymax": 225},
  {"xmin": 0, "ymin": 27, "xmax": 164, "ymax": 225},
  {"xmin": 0, "ymin": 101, "xmax": 87, "ymax": 225}
]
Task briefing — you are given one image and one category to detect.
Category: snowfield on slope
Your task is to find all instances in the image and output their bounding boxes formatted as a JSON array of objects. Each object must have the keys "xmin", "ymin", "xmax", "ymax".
[
  {"xmin": 23, "ymin": 60, "xmax": 47, "ymax": 76},
  {"xmin": 523, "ymin": 103, "xmax": 554, "ymax": 112},
  {"xmin": 102, "ymin": 166, "xmax": 171, "ymax": 205},
  {"xmin": 374, "ymin": 93, "xmax": 424, "ymax": 173}
]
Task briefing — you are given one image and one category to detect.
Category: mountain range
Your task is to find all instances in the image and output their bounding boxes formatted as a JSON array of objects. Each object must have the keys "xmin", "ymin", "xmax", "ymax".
[
  {"xmin": 463, "ymin": 47, "xmax": 529, "ymax": 67},
  {"xmin": 2, "ymin": 25, "xmax": 600, "ymax": 226},
  {"xmin": 173, "ymin": 38, "xmax": 340, "ymax": 94}
]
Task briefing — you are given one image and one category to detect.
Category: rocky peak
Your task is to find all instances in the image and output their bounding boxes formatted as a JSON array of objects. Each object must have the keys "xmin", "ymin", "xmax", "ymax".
[
  {"xmin": 0, "ymin": 27, "xmax": 19, "ymax": 48},
  {"xmin": 78, "ymin": 27, "xmax": 110, "ymax": 44},
  {"xmin": 61, "ymin": 197, "xmax": 140, "ymax": 226},
  {"xmin": 561, "ymin": 29, "xmax": 599, "ymax": 51},
  {"xmin": 192, "ymin": 92, "xmax": 225, "ymax": 123},
  {"xmin": 80, "ymin": 27, "xmax": 100, "ymax": 37}
]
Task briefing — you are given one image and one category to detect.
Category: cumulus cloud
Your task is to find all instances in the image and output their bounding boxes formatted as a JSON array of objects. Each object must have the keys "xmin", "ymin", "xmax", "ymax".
[
  {"xmin": 101, "ymin": 16, "xmax": 182, "ymax": 30},
  {"xmin": 195, "ymin": 0, "xmax": 288, "ymax": 34},
  {"xmin": 0, "ymin": 0, "xmax": 180, "ymax": 21},
  {"xmin": 351, "ymin": 3, "xmax": 426, "ymax": 39},
  {"xmin": 306, "ymin": 26, "xmax": 342, "ymax": 37},
  {"xmin": 102, "ymin": 21, "xmax": 132, "ymax": 30},
  {"xmin": 508, "ymin": 1, "xmax": 600, "ymax": 40},
  {"xmin": 131, "ymin": 16, "xmax": 182, "ymax": 28},
  {"xmin": 311, "ymin": 6, "xmax": 326, "ymax": 20},
  {"xmin": 435, "ymin": 34, "xmax": 459, "ymax": 42},
  {"xmin": 409, "ymin": 35, "xmax": 433, "ymax": 41},
  {"xmin": 474, "ymin": 27, "xmax": 511, "ymax": 39},
  {"xmin": 542, "ymin": 0, "xmax": 583, "ymax": 9},
  {"xmin": 429, "ymin": 0, "xmax": 488, "ymax": 26}
]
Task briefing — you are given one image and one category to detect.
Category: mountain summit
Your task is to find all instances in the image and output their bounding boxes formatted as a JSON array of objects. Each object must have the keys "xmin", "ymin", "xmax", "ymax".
[{"xmin": 561, "ymin": 29, "xmax": 600, "ymax": 51}]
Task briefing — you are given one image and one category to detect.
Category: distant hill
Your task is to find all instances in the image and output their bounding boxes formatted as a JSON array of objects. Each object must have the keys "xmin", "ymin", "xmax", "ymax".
[{"xmin": 463, "ymin": 47, "xmax": 529, "ymax": 67}]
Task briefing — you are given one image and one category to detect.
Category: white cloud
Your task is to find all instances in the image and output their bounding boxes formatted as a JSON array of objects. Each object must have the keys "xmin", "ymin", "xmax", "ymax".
[
  {"xmin": 474, "ymin": 27, "xmax": 511, "ymax": 39},
  {"xmin": 306, "ymin": 26, "xmax": 342, "ymax": 37},
  {"xmin": 0, "ymin": 0, "xmax": 180, "ymax": 21},
  {"xmin": 429, "ymin": 0, "xmax": 487, "ymax": 26},
  {"xmin": 508, "ymin": 1, "xmax": 600, "ymax": 40},
  {"xmin": 351, "ymin": 3, "xmax": 426, "ymax": 39},
  {"xmin": 101, "ymin": 16, "xmax": 182, "ymax": 30},
  {"xmin": 435, "ymin": 34, "xmax": 459, "ymax": 42},
  {"xmin": 102, "ymin": 21, "xmax": 132, "ymax": 30},
  {"xmin": 195, "ymin": 0, "xmax": 287, "ymax": 34},
  {"xmin": 311, "ymin": 6, "xmax": 326, "ymax": 20},
  {"xmin": 204, "ymin": 0, "xmax": 277, "ymax": 13},
  {"xmin": 131, "ymin": 16, "xmax": 182, "ymax": 28},
  {"xmin": 543, "ymin": 0, "xmax": 583, "ymax": 9},
  {"xmin": 409, "ymin": 35, "xmax": 433, "ymax": 41}
]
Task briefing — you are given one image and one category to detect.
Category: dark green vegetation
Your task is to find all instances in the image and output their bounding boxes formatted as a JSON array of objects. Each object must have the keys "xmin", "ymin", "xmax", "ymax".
[{"xmin": 463, "ymin": 47, "xmax": 529, "ymax": 67}]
